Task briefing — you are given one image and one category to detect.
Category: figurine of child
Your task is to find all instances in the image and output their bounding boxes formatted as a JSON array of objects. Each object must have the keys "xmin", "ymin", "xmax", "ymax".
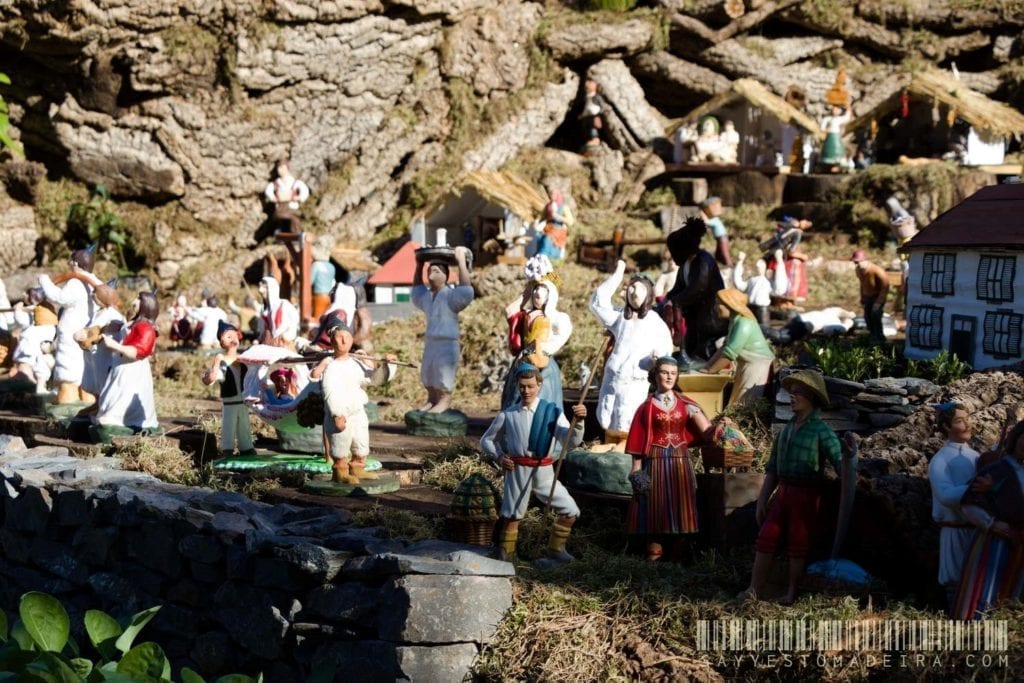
[{"xmin": 202, "ymin": 321, "xmax": 257, "ymax": 458}]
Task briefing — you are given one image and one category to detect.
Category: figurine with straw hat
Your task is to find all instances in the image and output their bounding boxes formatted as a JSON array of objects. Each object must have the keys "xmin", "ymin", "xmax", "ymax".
[
  {"xmin": 701, "ymin": 289, "xmax": 774, "ymax": 408},
  {"xmin": 738, "ymin": 369, "xmax": 858, "ymax": 605}
]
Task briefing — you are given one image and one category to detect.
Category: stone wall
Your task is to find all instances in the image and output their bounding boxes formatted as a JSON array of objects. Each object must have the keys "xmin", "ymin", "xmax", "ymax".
[{"xmin": 0, "ymin": 435, "xmax": 512, "ymax": 682}]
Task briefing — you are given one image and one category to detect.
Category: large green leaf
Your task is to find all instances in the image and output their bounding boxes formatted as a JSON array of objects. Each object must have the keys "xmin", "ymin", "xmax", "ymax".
[
  {"xmin": 113, "ymin": 606, "xmax": 160, "ymax": 655},
  {"xmin": 180, "ymin": 668, "xmax": 207, "ymax": 683},
  {"xmin": 19, "ymin": 594, "xmax": 69, "ymax": 654},
  {"xmin": 69, "ymin": 658, "xmax": 93, "ymax": 678},
  {"xmin": 0, "ymin": 73, "xmax": 11, "ymax": 85},
  {"xmin": 115, "ymin": 642, "xmax": 167, "ymax": 679},
  {"xmin": 11, "ymin": 620, "xmax": 34, "ymax": 651},
  {"xmin": 84, "ymin": 610, "xmax": 121, "ymax": 662}
]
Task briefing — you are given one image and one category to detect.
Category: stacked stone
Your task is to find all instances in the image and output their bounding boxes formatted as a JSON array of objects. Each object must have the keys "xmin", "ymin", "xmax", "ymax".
[
  {"xmin": 775, "ymin": 374, "xmax": 939, "ymax": 436},
  {"xmin": 0, "ymin": 435, "xmax": 512, "ymax": 683}
]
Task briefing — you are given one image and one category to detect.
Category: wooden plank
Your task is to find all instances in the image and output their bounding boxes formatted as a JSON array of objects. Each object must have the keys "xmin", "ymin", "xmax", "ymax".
[{"xmin": 266, "ymin": 483, "xmax": 453, "ymax": 517}]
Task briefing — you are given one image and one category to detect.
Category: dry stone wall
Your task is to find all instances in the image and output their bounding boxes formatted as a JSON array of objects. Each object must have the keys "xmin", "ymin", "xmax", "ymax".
[{"xmin": 0, "ymin": 435, "xmax": 512, "ymax": 682}]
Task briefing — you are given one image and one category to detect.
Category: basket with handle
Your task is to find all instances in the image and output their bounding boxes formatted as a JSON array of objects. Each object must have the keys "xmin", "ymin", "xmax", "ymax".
[
  {"xmin": 447, "ymin": 473, "xmax": 500, "ymax": 546},
  {"xmin": 700, "ymin": 417, "xmax": 755, "ymax": 470}
]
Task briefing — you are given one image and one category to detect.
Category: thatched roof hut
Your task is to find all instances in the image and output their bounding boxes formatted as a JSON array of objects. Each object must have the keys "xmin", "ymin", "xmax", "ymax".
[
  {"xmin": 681, "ymin": 78, "xmax": 825, "ymax": 141},
  {"xmin": 422, "ymin": 171, "xmax": 548, "ymax": 265},
  {"xmin": 848, "ymin": 69, "xmax": 1024, "ymax": 141}
]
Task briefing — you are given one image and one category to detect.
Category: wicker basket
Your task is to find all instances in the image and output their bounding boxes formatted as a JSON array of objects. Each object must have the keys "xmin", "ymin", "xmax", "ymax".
[
  {"xmin": 701, "ymin": 445, "xmax": 753, "ymax": 470},
  {"xmin": 448, "ymin": 473, "xmax": 500, "ymax": 547},
  {"xmin": 448, "ymin": 517, "xmax": 497, "ymax": 547}
]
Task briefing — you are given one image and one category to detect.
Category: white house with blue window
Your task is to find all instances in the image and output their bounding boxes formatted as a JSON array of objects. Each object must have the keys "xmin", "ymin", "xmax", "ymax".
[{"xmin": 901, "ymin": 183, "xmax": 1024, "ymax": 370}]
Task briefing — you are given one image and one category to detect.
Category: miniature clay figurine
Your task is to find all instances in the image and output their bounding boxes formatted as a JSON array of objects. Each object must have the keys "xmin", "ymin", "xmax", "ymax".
[
  {"xmin": 850, "ymin": 250, "xmax": 889, "ymax": 343},
  {"xmin": 738, "ymin": 370, "xmax": 858, "ymax": 605},
  {"xmin": 701, "ymin": 289, "xmax": 775, "ymax": 408},
  {"xmin": 77, "ymin": 284, "xmax": 125, "ymax": 404},
  {"xmin": 578, "ymin": 79, "xmax": 607, "ymax": 153},
  {"xmin": 719, "ymin": 120, "xmax": 740, "ymax": 164},
  {"xmin": 310, "ymin": 237, "xmax": 336, "ymax": 320},
  {"xmin": 731, "ymin": 253, "xmax": 772, "ymax": 324},
  {"xmin": 38, "ymin": 248, "xmax": 99, "ymax": 404},
  {"xmin": 501, "ymin": 255, "xmax": 573, "ymax": 409},
  {"xmin": 952, "ymin": 418, "xmax": 1024, "ymax": 619},
  {"xmin": 690, "ymin": 116, "xmax": 723, "ymax": 162},
  {"xmin": 664, "ymin": 216, "xmax": 727, "ymax": 364},
  {"xmin": 257, "ymin": 276, "xmax": 300, "ymax": 349},
  {"xmin": 190, "ymin": 294, "xmax": 229, "ymax": 350},
  {"xmin": 537, "ymin": 189, "xmax": 575, "ymax": 261},
  {"xmin": 411, "ymin": 246, "xmax": 474, "ymax": 414},
  {"xmin": 699, "ymin": 196, "xmax": 732, "ymax": 269},
  {"xmin": 626, "ymin": 356, "xmax": 711, "ymax": 561},
  {"xmin": 927, "ymin": 401, "xmax": 982, "ymax": 612},
  {"xmin": 94, "ymin": 292, "xmax": 159, "ymax": 433},
  {"xmin": 264, "ymin": 159, "xmax": 310, "ymax": 233},
  {"xmin": 481, "ymin": 364, "xmax": 587, "ymax": 565},
  {"xmin": 310, "ymin": 322, "xmax": 384, "ymax": 484},
  {"xmin": 8, "ymin": 289, "xmax": 57, "ymax": 393},
  {"xmin": 168, "ymin": 294, "xmax": 191, "ymax": 348},
  {"xmin": 308, "ymin": 280, "xmax": 372, "ymax": 352},
  {"xmin": 202, "ymin": 321, "xmax": 257, "ymax": 458},
  {"xmin": 590, "ymin": 259, "xmax": 674, "ymax": 451}
]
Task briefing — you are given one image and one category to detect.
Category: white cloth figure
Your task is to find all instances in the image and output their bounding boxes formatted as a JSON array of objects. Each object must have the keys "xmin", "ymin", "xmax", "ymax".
[
  {"xmin": 189, "ymin": 304, "xmax": 229, "ymax": 348},
  {"xmin": 770, "ymin": 248, "xmax": 790, "ymax": 297},
  {"xmin": 794, "ymin": 307, "xmax": 857, "ymax": 336},
  {"xmin": 12, "ymin": 307, "xmax": 56, "ymax": 392},
  {"xmin": 732, "ymin": 253, "xmax": 772, "ymax": 309},
  {"xmin": 589, "ymin": 261, "xmax": 673, "ymax": 433},
  {"xmin": 38, "ymin": 274, "xmax": 94, "ymax": 386},
  {"xmin": 81, "ymin": 306, "xmax": 126, "ymax": 397},
  {"xmin": 320, "ymin": 355, "xmax": 375, "ymax": 459},
  {"xmin": 928, "ymin": 440, "xmax": 980, "ymax": 587},
  {"xmin": 411, "ymin": 282, "xmax": 474, "ymax": 393},
  {"xmin": 257, "ymin": 276, "xmax": 299, "ymax": 344},
  {"xmin": 263, "ymin": 173, "xmax": 310, "ymax": 211},
  {"xmin": 0, "ymin": 279, "xmax": 14, "ymax": 331}
]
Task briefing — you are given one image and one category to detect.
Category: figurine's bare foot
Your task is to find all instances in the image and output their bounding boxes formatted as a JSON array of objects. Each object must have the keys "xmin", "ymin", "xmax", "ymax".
[
  {"xmin": 416, "ymin": 400, "xmax": 434, "ymax": 412},
  {"xmin": 588, "ymin": 443, "xmax": 618, "ymax": 453},
  {"xmin": 428, "ymin": 393, "xmax": 451, "ymax": 414}
]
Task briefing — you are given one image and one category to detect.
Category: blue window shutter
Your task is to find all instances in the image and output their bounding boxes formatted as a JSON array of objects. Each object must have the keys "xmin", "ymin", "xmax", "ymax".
[{"xmin": 976, "ymin": 257, "xmax": 991, "ymax": 300}]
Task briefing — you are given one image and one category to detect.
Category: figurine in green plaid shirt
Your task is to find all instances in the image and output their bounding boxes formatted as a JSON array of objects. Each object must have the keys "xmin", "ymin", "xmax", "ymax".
[{"xmin": 738, "ymin": 369, "xmax": 858, "ymax": 605}]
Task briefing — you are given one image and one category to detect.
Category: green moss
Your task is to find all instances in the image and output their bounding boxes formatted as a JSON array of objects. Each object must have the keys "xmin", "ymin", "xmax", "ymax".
[
  {"xmin": 161, "ymin": 24, "xmax": 219, "ymax": 59},
  {"xmin": 802, "ymin": 0, "xmax": 854, "ymax": 31}
]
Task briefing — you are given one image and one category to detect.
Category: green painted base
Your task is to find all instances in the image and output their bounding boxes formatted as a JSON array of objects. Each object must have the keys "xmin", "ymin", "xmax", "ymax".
[
  {"xmin": 560, "ymin": 448, "xmax": 633, "ymax": 497},
  {"xmin": 41, "ymin": 401, "xmax": 92, "ymax": 422},
  {"xmin": 404, "ymin": 409, "xmax": 468, "ymax": 437},
  {"xmin": 275, "ymin": 429, "xmax": 325, "ymax": 455},
  {"xmin": 303, "ymin": 473, "xmax": 401, "ymax": 497},
  {"xmin": 213, "ymin": 453, "xmax": 382, "ymax": 474},
  {"xmin": 89, "ymin": 424, "xmax": 156, "ymax": 444}
]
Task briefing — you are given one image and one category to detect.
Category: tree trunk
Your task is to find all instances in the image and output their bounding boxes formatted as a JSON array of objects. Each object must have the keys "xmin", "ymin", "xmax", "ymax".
[{"xmin": 631, "ymin": 51, "xmax": 731, "ymax": 98}]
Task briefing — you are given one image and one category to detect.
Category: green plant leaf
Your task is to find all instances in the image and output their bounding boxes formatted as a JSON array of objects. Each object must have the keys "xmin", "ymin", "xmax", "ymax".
[
  {"xmin": 19, "ymin": 593, "xmax": 69, "ymax": 653},
  {"xmin": 25, "ymin": 651, "xmax": 82, "ymax": 683},
  {"xmin": 116, "ymin": 642, "xmax": 167, "ymax": 679},
  {"xmin": 0, "ymin": 645, "xmax": 37, "ymax": 672},
  {"xmin": 107, "ymin": 231, "xmax": 126, "ymax": 246},
  {"xmin": 114, "ymin": 606, "xmax": 160, "ymax": 654},
  {"xmin": 180, "ymin": 668, "xmax": 208, "ymax": 683},
  {"xmin": 0, "ymin": 73, "xmax": 10, "ymax": 85},
  {"xmin": 84, "ymin": 610, "xmax": 121, "ymax": 662},
  {"xmin": 69, "ymin": 657, "xmax": 93, "ymax": 677},
  {"xmin": 0, "ymin": 608, "xmax": 7, "ymax": 642},
  {"xmin": 213, "ymin": 675, "xmax": 258, "ymax": 683}
]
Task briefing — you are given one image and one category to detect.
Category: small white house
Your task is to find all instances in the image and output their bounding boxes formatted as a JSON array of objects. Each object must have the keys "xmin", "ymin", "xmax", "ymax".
[{"xmin": 902, "ymin": 183, "xmax": 1024, "ymax": 370}]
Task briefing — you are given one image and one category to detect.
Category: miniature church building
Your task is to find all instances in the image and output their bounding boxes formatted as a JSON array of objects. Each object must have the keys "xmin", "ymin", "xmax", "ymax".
[{"xmin": 901, "ymin": 183, "xmax": 1024, "ymax": 370}]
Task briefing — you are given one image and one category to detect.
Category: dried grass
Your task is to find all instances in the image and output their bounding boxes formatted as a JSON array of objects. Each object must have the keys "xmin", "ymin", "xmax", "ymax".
[
  {"xmin": 115, "ymin": 436, "xmax": 203, "ymax": 486},
  {"xmin": 350, "ymin": 503, "xmax": 446, "ymax": 541}
]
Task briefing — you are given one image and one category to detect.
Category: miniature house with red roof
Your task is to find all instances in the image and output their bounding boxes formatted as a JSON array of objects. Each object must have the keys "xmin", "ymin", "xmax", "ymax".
[
  {"xmin": 366, "ymin": 240, "xmax": 461, "ymax": 304},
  {"xmin": 901, "ymin": 183, "xmax": 1024, "ymax": 370}
]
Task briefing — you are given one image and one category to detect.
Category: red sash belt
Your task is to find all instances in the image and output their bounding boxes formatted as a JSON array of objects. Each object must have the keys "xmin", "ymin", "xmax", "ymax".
[{"xmin": 510, "ymin": 456, "xmax": 553, "ymax": 467}]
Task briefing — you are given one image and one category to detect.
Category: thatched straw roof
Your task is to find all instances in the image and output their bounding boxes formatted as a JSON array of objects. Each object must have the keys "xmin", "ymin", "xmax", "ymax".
[
  {"xmin": 678, "ymin": 78, "xmax": 825, "ymax": 141},
  {"xmin": 427, "ymin": 171, "xmax": 549, "ymax": 221},
  {"xmin": 847, "ymin": 68, "xmax": 1024, "ymax": 140}
]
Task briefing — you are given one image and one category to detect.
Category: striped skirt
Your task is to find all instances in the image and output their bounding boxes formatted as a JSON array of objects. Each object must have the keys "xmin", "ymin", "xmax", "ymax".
[
  {"xmin": 628, "ymin": 445, "xmax": 698, "ymax": 535},
  {"xmin": 951, "ymin": 530, "xmax": 1024, "ymax": 620}
]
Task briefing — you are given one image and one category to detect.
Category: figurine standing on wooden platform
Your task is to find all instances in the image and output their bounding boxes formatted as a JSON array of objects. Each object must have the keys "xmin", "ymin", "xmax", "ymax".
[
  {"xmin": 202, "ymin": 321, "xmax": 256, "ymax": 458},
  {"xmin": 94, "ymin": 292, "xmax": 159, "ymax": 433},
  {"xmin": 501, "ymin": 255, "xmax": 572, "ymax": 410},
  {"xmin": 78, "ymin": 284, "xmax": 125, "ymax": 403},
  {"xmin": 590, "ymin": 259, "xmax": 674, "ymax": 451},
  {"xmin": 411, "ymin": 246, "xmax": 474, "ymax": 414},
  {"xmin": 626, "ymin": 356, "xmax": 711, "ymax": 562},
  {"xmin": 664, "ymin": 216, "xmax": 727, "ymax": 365},
  {"xmin": 537, "ymin": 189, "xmax": 574, "ymax": 261},
  {"xmin": 481, "ymin": 364, "xmax": 587, "ymax": 565},
  {"xmin": 311, "ymin": 322, "xmax": 379, "ymax": 484}
]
